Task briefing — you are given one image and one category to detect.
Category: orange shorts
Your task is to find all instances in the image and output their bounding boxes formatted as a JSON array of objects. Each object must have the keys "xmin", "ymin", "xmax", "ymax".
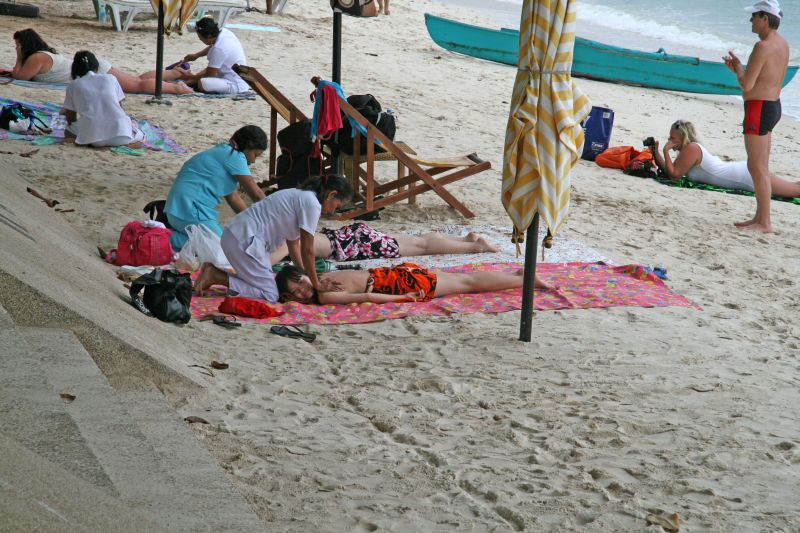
[{"xmin": 367, "ymin": 262, "xmax": 437, "ymax": 301}]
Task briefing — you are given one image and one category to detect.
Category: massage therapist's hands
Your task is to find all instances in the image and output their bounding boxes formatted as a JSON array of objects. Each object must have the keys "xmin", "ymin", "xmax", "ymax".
[
  {"xmin": 183, "ymin": 51, "xmax": 201, "ymax": 62},
  {"xmin": 318, "ymin": 277, "xmax": 343, "ymax": 293}
]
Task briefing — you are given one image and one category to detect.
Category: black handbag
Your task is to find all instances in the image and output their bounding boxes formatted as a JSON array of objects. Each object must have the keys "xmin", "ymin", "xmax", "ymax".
[{"xmin": 130, "ymin": 268, "xmax": 192, "ymax": 324}]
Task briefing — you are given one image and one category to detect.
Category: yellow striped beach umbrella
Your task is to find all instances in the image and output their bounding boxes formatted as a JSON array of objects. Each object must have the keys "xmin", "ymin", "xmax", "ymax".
[
  {"xmin": 149, "ymin": 0, "xmax": 199, "ymax": 34},
  {"xmin": 502, "ymin": 0, "xmax": 590, "ymax": 341}
]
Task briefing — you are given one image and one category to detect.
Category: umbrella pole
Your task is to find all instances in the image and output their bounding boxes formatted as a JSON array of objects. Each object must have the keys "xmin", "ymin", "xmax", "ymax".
[
  {"xmin": 147, "ymin": 1, "xmax": 172, "ymax": 106},
  {"xmin": 519, "ymin": 212, "xmax": 540, "ymax": 342},
  {"xmin": 332, "ymin": 11, "xmax": 342, "ymax": 84},
  {"xmin": 330, "ymin": 10, "xmax": 342, "ymax": 174}
]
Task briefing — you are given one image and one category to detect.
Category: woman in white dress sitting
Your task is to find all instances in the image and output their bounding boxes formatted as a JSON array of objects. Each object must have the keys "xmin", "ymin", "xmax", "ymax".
[
  {"xmin": 653, "ymin": 119, "xmax": 800, "ymax": 197},
  {"xmin": 62, "ymin": 51, "xmax": 144, "ymax": 148}
]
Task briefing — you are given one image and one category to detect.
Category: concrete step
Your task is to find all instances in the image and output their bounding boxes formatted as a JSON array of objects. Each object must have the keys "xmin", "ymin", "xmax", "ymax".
[
  {"xmin": 0, "ymin": 433, "xmax": 163, "ymax": 533},
  {"xmin": 21, "ymin": 327, "xmax": 186, "ymax": 527},
  {"xmin": 119, "ymin": 388, "xmax": 266, "ymax": 533},
  {"xmin": 0, "ymin": 326, "xmax": 112, "ymax": 491},
  {"xmin": 0, "ymin": 302, "xmax": 14, "ymax": 329},
  {"xmin": 22, "ymin": 327, "xmax": 265, "ymax": 532}
]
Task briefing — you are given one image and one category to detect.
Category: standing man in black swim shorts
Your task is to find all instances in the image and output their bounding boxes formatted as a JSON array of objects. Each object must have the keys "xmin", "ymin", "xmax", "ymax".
[{"xmin": 723, "ymin": 0, "xmax": 789, "ymax": 234}]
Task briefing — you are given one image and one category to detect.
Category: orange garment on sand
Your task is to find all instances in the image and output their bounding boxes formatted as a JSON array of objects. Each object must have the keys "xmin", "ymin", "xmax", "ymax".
[
  {"xmin": 367, "ymin": 262, "xmax": 437, "ymax": 301},
  {"xmin": 595, "ymin": 145, "xmax": 653, "ymax": 169}
]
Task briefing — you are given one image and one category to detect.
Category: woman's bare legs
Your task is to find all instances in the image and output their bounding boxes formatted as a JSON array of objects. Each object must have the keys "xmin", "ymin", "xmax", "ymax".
[
  {"xmin": 194, "ymin": 262, "xmax": 229, "ymax": 295},
  {"xmin": 434, "ymin": 268, "xmax": 552, "ymax": 297},
  {"xmin": 137, "ymin": 69, "xmax": 184, "ymax": 82},
  {"xmin": 395, "ymin": 233, "xmax": 499, "ymax": 256},
  {"xmin": 109, "ymin": 68, "xmax": 193, "ymax": 94},
  {"xmin": 768, "ymin": 172, "xmax": 800, "ymax": 198}
]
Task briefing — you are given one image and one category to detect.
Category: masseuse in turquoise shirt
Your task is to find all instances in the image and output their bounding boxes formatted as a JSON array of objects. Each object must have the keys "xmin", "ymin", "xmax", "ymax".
[{"xmin": 165, "ymin": 125, "xmax": 267, "ymax": 250}]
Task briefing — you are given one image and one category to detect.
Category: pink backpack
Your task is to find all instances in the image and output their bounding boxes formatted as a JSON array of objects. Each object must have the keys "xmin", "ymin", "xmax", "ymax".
[{"xmin": 109, "ymin": 221, "xmax": 173, "ymax": 266}]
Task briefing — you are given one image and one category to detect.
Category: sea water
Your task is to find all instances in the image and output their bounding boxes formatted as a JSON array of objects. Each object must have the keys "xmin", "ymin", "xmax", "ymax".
[{"xmin": 439, "ymin": 0, "xmax": 800, "ymax": 121}]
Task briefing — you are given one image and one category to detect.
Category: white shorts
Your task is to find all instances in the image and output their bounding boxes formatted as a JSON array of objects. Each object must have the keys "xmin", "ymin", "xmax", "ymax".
[{"xmin": 198, "ymin": 77, "xmax": 240, "ymax": 94}]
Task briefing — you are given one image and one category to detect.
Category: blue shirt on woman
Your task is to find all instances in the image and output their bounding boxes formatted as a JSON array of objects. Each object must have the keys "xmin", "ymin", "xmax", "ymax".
[{"xmin": 165, "ymin": 143, "xmax": 251, "ymax": 249}]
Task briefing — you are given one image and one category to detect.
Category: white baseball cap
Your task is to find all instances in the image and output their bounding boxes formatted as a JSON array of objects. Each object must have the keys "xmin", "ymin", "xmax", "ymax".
[{"xmin": 745, "ymin": 0, "xmax": 782, "ymax": 19}]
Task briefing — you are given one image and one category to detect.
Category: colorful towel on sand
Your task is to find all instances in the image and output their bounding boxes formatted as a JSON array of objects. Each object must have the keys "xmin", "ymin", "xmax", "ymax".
[
  {"xmin": 0, "ymin": 97, "xmax": 185, "ymax": 153},
  {"xmin": 191, "ymin": 262, "xmax": 700, "ymax": 326},
  {"xmin": 656, "ymin": 175, "xmax": 800, "ymax": 205},
  {"xmin": 1, "ymin": 76, "xmax": 255, "ymax": 99}
]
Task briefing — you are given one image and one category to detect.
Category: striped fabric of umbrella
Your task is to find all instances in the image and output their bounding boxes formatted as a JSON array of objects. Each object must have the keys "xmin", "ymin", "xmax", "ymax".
[
  {"xmin": 149, "ymin": 0, "xmax": 199, "ymax": 34},
  {"xmin": 501, "ymin": 0, "xmax": 591, "ymax": 241}
]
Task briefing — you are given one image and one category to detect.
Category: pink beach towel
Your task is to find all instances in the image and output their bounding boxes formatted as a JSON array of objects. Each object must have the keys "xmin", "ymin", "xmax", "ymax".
[{"xmin": 191, "ymin": 262, "xmax": 699, "ymax": 326}]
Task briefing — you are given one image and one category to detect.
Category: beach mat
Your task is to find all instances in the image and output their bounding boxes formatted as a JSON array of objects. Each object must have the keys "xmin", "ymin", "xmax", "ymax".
[
  {"xmin": 656, "ymin": 175, "xmax": 800, "ymax": 205},
  {"xmin": 1, "ymin": 76, "xmax": 255, "ymax": 99},
  {"xmin": 190, "ymin": 261, "xmax": 700, "ymax": 326},
  {"xmin": 0, "ymin": 96, "xmax": 186, "ymax": 153}
]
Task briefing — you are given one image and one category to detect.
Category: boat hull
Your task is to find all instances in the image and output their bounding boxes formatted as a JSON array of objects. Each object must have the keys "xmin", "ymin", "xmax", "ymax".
[{"xmin": 424, "ymin": 13, "xmax": 798, "ymax": 96}]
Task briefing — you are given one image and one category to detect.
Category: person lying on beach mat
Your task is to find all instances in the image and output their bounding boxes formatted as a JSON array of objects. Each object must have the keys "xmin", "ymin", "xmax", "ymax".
[
  {"xmin": 274, "ymin": 262, "xmax": 552, "ymax": 305},
  {"xmin": 144, "ymin": 17, "xmax": 250, "ymax": 95},
  {"xmin": 8, "ymin": 29, "xmax": 193, "ymax": 94},
  {"xmin": 268, "ymin": 222, "xmax": 500, "ymax": 264},
  {"xmin": 193, "ymin": 175, "xmax": 354, "ymax": 303},
  {"xmin": 62, "ymin": 51, "xmax": 144, "ymax": 148},
  {"xmin": 165, "ymin": 125, "xmax": 267, "ymax": 250},
  {"xmin": 652, "ymin": 119, "xmax": 800, "ymax": 198}
]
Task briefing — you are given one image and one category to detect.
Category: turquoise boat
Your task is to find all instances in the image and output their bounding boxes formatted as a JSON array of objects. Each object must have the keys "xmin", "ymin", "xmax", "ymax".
[{"xmin": 424, "ymin": 13, "xmax": 798, "ymax": 96}]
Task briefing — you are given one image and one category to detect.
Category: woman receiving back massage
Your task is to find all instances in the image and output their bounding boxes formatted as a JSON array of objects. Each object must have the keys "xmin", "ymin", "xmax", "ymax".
[
  {"xmin": 268, "ymin": 222, "xmax": 500, "ymax": 264},
  {"xmin": 653, "ymin": 119, "xmax": 800, "ymax": 198},
  {"xmin": 274, "ymin": 262, "xmax": 552, "ymax": 305}
]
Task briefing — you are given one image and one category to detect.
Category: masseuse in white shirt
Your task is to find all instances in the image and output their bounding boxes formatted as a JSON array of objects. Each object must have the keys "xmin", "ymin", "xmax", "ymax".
[
  {"xmin": 155, "ymin": 17, "xmax": 249, "ymax": 95},
  {"xmin": 62, "ymin": 51, "xmax": 144, "ymax": 148}
]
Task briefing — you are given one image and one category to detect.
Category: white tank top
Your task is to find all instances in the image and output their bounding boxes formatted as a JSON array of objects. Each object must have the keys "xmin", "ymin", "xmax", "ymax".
[
  {"xmin": 31, "ymin": 51, "xmax": 71, "ymax": 84},
  {"xmin": 686, "ymin": 143, "xmax": 754, "ymax": 192}
]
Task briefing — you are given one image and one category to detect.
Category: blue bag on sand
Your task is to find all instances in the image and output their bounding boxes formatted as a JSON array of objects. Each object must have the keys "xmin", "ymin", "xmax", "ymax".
[{"xmin": 581, "ymin": 106, "xmax": 614, "ymax": 161}]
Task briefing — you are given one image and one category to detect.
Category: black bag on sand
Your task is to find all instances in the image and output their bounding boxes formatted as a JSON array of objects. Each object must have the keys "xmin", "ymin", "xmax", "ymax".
[
  {"xmin": 337, "ymin": 94, "xmax": 396, "ymax": 156},
  {"xmin": 130, "ymin": 268, "xmax": 192, "ymax": 324},
  {"xmin": 275, "ymin": 119, "xmax": 322, "ymax": 189},
  {"xmin": 142, "ymin": 200, "xmax": 172, "ymax": 229}
]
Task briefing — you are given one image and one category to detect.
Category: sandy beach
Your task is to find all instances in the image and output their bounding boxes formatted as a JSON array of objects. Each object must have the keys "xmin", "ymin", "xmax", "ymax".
[{"xmin": 1, "ymin": 0, "xmax": 799, "ymax": 530}]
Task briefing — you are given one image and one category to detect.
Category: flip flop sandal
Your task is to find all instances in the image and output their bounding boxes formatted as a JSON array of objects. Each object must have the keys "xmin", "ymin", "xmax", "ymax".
[
  {"xmin": 213, "ymin": 315, "xmax": 241, "ymax": 329},
  {"xmin": 270, "ymin": 325, "xmax": 316, "ymax": 343}
]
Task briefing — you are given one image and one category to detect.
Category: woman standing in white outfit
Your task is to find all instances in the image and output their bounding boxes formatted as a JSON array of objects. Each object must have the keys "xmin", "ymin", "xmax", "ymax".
[
  {"xmin": 654, "ymin": 119, "xmax": 800, "ymax": 197},
  {"xmin": 62, "ymin": 51, "xmax": 144, "ymax": 148}
]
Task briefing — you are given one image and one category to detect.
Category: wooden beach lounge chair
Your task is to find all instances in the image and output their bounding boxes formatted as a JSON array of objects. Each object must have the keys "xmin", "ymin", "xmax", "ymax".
[
  {"xmin": 98, "ymin": 0, "xmax": 247, "ymax": 31},
  {"xmin": 234, "ymin": 65, "xmax": 490, "ymax": 219}
]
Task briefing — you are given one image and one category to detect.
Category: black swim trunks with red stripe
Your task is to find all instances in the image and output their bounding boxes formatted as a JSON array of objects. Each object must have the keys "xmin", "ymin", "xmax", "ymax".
[{"xmin": 743, "ymin": 99, "xmax": 782, "ymax": 136}]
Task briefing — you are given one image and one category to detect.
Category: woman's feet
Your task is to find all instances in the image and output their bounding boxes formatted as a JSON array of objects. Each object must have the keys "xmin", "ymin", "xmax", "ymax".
[{"xmin": 194, "ymin": 262, "xmax": 229, "ymax": 295}]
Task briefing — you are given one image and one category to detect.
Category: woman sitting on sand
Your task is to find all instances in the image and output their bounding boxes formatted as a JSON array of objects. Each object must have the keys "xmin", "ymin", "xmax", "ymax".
[
  {"xmin": 9, "ymin": 29, "xmax": 192, "ymax": 94},
  {"xmin": 268, "ymin": 222, "xmax": 499, "ymax": 264},
  {"xmin": 194, "ymin": 175, "xmax": 354, "ymax": 303},
  {"xmin": 165, "ymin": 125, "xmax": 268, "ymax": 250},
  {"xmin": 274, "ymin": 262, "xmax": 552, "ymax": 305},
  {"xmin": 152, "ymin": 17, "xmax": 249, "ymax": 95},
  {"xmin": 62, "ymin": 51, "xmax": 144, "ymax": 148},
  {"xmin": 653, "ymin": 119, "xmax": 800, "ymax": 197}
]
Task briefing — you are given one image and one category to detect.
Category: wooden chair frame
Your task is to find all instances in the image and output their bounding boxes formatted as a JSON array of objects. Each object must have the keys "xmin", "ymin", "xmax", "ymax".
[{"xmin": 233, "ymin": 65, "xmax": 490, "ymax": 220}]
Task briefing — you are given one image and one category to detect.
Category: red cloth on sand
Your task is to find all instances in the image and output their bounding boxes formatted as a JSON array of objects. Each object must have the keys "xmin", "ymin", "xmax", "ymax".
[{"xmin": 218, "ymin": 296, "xmax": 282, "ymax": 319}]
